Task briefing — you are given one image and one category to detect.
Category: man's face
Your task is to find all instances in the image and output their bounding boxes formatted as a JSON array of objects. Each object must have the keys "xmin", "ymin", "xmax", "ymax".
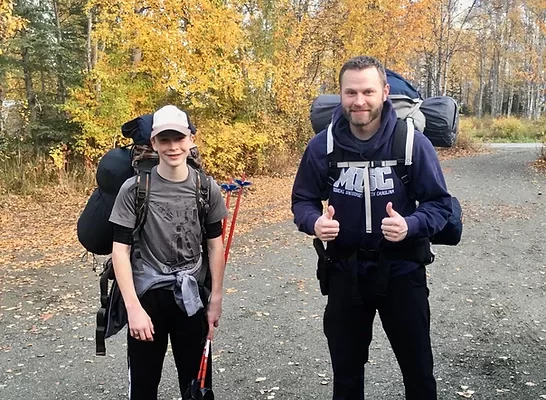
[
  {"xmin": 151, "ymin": 131, "xmax": 193, "ymax": 168},
  {"xmin": 340, "ymin": 67, "xmax": 389, "ymax": 129}
]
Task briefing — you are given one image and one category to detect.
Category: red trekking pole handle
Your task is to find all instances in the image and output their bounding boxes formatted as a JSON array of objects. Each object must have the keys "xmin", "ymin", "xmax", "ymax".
[
  {"xmin": 224, "ymin": 175, "xmax": 252, "ymax": 264},
  {"xmin": 220, "ymin": 181, "xmax": 238, "ymax": 242}
]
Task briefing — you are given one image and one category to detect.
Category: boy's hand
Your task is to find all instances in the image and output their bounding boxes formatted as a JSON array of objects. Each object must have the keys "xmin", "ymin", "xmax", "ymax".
[
  {"xmin": 206, "ymin": 294, "xmax": 223, "ymax": 340},
  {"xmin": 127, "ymin": 304, "xmax": 155, "ymax": 341}
]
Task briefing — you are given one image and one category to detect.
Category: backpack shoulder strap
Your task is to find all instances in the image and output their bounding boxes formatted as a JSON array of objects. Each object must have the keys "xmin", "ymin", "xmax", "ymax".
[
  {"xmin": 326, "ymin": 119, "xmax": 416, "ymax": 186},
  {"xmin": 326, "ymin": 123, "xmax": 345, "ymax": 186},
  {"xmin": 195, "ymin": 168, "xmax": 212, "ymax": 287},
  {"xmin": 133, "ymin": 170, "xmax": 151, "ymax": 229},
  {"xmin": 131, "ymin": 169, "xmax": 152, "ymax": 275},
  {"xmin": 195, "ymin": 168, "xmax": 211, "ymax": 231},
  {"xmin": 392, "ymin": 118, "xmax": 415, "ymax": 197}
]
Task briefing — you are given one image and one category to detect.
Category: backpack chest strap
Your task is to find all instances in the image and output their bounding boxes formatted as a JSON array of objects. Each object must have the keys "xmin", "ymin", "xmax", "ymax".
[{"xmin": 330, "ymin": 159, "xmax": 401, "ymax": 168}]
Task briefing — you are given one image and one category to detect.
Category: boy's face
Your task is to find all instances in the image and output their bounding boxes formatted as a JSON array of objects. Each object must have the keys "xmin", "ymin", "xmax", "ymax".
[{"xmin": 151, "ymin": 131, "xmax": 194, "ymax": 168}]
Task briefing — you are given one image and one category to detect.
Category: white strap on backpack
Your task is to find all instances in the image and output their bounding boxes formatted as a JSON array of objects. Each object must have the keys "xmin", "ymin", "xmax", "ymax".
[{"xmin": 326, "ymin": 118, "xmax": 415, "ymax": 234}]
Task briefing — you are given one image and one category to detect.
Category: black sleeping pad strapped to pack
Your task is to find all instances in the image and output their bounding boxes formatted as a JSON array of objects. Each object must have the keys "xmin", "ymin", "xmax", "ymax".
[
  {"xmin": 419, "ymin": 96, "xmax": 459, "ymax": 147},
  {"xmin": 95, "ymin": 147, "xmax": 134, "ymax": 195},
  {"xmin": 77, "ymin": 188, "xmax": 118, "ymax": 256}
]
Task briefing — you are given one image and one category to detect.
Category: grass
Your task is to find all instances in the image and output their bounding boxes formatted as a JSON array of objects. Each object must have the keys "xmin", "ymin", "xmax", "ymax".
[
  {"xmin": 0, "ymin": 153, "xmax": 95, "ymax": 196},
  {"xmin": 460, "ymin": 116, "xmax": 546, "ymax": 143}
]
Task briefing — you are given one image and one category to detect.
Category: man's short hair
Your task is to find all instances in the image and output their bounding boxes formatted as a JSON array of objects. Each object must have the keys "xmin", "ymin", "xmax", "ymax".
[{"xmin": 338, "ymin": 56, "xmax": 387, "ymax": 88}]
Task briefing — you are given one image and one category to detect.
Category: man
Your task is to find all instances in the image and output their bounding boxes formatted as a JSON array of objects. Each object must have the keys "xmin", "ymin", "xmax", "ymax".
[
  {"xmin": 110, "ymin": 105, "xmax": 228, "ymax": 399},
  {"xmin": 291, "ymin": 56, "xmax": 452, "ymax": 399}
]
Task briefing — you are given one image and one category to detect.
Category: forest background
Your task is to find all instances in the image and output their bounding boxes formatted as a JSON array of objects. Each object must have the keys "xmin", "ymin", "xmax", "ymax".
[{"xmin": 1, "ymin": 0, "xmax": 546, "ymax": 194}]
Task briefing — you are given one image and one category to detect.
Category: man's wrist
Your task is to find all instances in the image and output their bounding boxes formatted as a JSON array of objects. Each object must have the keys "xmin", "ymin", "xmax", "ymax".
[{"xmin": 308, "ymin": 214, "xmax": 321, "ymax": 236}]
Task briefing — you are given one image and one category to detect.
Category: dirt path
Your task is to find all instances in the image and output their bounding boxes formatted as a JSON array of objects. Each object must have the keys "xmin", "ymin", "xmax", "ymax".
[{"xmin": 1, "ymin": 148, "xmax": 545, "ymax": 399}]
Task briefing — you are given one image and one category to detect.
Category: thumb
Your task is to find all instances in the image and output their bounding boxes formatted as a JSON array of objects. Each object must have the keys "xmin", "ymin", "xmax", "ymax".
[
  {"xmin": 386, "ymin": 202, "xmax": 399, "ymax": 217},
  {"xmin": 325, "ymin": 205, "xmax": 335, "ymax": 220}
]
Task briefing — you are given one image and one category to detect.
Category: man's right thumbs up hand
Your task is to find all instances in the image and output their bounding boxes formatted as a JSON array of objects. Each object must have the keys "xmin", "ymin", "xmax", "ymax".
[{"xmin": 314, "ymin": 205, "xmax": 340, "ymax": 242}]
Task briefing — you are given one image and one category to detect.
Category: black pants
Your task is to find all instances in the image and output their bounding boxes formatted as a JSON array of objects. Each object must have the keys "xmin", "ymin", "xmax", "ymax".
[
  {"xmin": 324, "ymin": 266, "xmax": 436, "ymax": 400},
  {"xmin": 127, "ymin": 288, "xmax": 210, "ymax": 400}
]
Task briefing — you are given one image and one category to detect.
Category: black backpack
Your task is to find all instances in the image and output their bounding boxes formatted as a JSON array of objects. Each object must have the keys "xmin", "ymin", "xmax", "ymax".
[
  {"xmin": 325, "ymin": 118, "xmax": 463, "ymax": 247},
  {"xmin": 77, "ymin": 114, "xmax": 202, "ymax": 256}
]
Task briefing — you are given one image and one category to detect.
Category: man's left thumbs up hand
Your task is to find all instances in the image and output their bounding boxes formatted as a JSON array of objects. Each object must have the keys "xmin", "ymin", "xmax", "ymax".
[{"xmin": 381, "ymin": 202, "xmax": 408, "ymax": 242}]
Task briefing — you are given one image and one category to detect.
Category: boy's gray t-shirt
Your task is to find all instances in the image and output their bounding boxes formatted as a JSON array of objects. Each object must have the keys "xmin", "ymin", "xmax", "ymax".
[{"xmin": 109, "ymin": 166, "xmax": 228, "ymax": 281}]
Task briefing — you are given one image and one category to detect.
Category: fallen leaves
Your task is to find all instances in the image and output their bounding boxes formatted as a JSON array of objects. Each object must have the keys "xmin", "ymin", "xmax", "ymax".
[
  {"xmin": 40, "ymin": 313, "xmax": 54, "ymax": 321},
  {"xmin": 437, "ymin": 145, "xmax": 489, "ymax": 162},
  {"xmin": 0, "ymin": 188, "xmax": 88, "ymax": 269},
  {"xmin": 222, "ymin": 173, "xmax": 294, "ymax": 239},
  {"xmin": 456, "ymin": 386, "xmax": 475, "ymax": 397},
  {"xmin": 0, "ymin": 173, "xmax": 296, "ymax": 270}
]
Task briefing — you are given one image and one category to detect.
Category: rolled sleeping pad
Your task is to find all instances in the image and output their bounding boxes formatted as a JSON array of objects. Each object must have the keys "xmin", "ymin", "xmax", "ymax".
[
  {"xmin": 310, "ymin": 94, "xmax": 340, "ymax": 134},
  {"xmin": 420, "ymin": 96, "xmax": 459, "ymax": 147},
  {"xmin": 77, "ymin": 187, "xmax": 117, "ymax": 255},
  {"xmin": 96, "ymin": 147, "xmax": 134, "ymax": 195}
]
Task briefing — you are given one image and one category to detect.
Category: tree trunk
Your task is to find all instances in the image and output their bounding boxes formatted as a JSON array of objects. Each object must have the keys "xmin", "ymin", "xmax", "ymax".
[
  {"xmin": 477, "ymin": 40, "xmax": 486, "ymax": 118},
  {"xmin": 507, "ymin": 84, "xmax": 514, "ymax": 116},
  {"xmin": 87, "ymin": 8, "xmax": 93, "ymax": 72},
  {"xmin": 490, "ymin": 50, "xmax": 499, "ymax": 117},
  {"xmin": 52, "ymin": 0, "xmax": 66, "ymax": 103},
  {"xmin": 526, "ymin": 81, "xmax": 533, "ymax": 119},
  {"xmin": 498, "ymin": 56, "xmax": 506, "ymax": 116},
  {"xmin": 0, "ymin": 79, "xmax": 4, "ymax": 133},
  {"xmin": 22, "ymin": 45, "xmax": 38, "ymax": 153}
]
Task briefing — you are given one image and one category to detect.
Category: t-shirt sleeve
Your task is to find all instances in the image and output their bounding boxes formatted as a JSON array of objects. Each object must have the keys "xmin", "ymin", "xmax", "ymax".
[
  {"xmin": 206, "ymin": 178, "xmax": 229, "ymax": 224},
  {"xmin": 109, "ymin": 177, "xmax": 137, "ymax": 229}
]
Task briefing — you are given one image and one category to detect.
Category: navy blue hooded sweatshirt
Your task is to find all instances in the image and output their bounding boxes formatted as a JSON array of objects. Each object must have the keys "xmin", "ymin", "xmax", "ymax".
[{"xmin": 291, "ymin": 99, "xmax": 452, "ymax": 277}]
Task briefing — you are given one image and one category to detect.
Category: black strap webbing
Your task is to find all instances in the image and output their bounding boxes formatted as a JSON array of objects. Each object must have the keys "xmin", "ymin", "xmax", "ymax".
[
  {"xmin": 196, "ymin": 170, "xmax": 211, "ymax": 288},
  {"xmin": 391, "ymin": 119, "xmax": 412, "ymax": 193},
  {"xmin": 132, "ymin": 170, "xmax": 151, "ymax": 275},
  {"xmin": 96, "ymin": 259, "xmax": 115, "ymax": 356}
]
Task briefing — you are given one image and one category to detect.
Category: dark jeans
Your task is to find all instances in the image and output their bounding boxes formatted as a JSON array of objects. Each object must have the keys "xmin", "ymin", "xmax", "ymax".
[
  {"xmin": 324, "ymin": 266, "xmax": 437, "ymax": 400},
  {"xmin": 127, "ymin": 288, "xmax": 210, "ymax": 400}
]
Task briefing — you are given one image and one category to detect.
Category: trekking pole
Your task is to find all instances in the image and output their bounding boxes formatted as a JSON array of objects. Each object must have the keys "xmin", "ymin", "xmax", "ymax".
[
  {"xmin": 224, "ymin": 174, "xmax": 252, "ymax": 264},
  {"xmin": 220, "ymin": 181, "xmax": 238, "ymax": 242},
  {"xmin": 184, "ymin": 338, "xmax": 213, "ymax": 400},
  {"xmin": 199, "ymin": 339, "xmax": 211, "ymax": 389}
]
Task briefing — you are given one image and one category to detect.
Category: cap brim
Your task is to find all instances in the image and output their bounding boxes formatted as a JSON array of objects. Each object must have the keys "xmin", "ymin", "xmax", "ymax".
[{"xmin": 151, "ymin": 124, "xmax": 191, "ymax": 138}]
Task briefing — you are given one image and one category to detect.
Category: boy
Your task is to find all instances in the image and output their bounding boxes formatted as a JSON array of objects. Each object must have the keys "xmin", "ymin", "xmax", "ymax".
[{"xmin": 110, "ymin": 105, "xmax": 228, "ymax": 399}]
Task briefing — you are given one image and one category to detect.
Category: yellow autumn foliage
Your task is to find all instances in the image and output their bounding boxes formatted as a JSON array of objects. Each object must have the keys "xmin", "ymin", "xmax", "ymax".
[
  {"xmin": 64, "ymin": 0, "xmax": 439, "ymax": 177},
  {"xmin": 0, "ymin": 0, "xmax": 26, "ymax": 55}
]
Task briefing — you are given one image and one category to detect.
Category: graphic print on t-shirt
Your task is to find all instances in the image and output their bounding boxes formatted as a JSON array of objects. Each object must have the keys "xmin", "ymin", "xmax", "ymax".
[{"xmin": 149, "ymin": 197, "xmax": 201, "ymax": 271}]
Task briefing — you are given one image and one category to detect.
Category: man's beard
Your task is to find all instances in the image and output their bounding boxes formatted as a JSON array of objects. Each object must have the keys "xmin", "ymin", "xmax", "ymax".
[{"xmin": 343, "ymin": 105, "xmax": 382, "ymax": 127}]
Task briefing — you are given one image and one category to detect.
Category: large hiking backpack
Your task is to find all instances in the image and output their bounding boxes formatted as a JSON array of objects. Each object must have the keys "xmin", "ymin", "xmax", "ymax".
[
  {"xmin": 77, "ymin": 114, "xmax": 201, "ymax": 255},
  {"xmin": 310, "ymin": 69, "xmax": 459, "ymax": 147},
  {"xmin": 325, "ymin": 118, "xmax": 463, "ymax": 247}
]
